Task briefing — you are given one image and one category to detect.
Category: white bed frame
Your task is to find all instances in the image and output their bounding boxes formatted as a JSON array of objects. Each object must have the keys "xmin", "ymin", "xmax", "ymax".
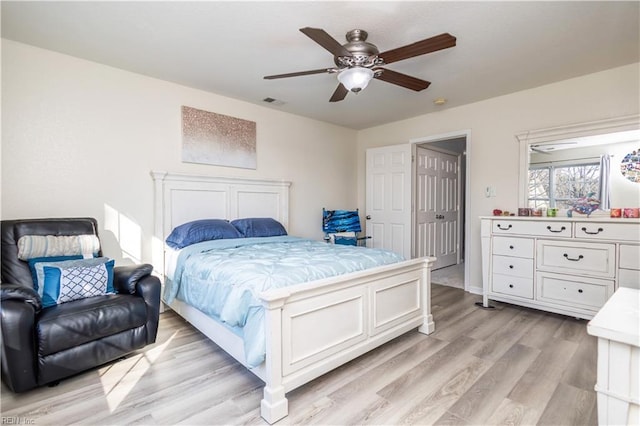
[{"xmin": 151, "ymin": 171, "xmax": 435, "ymax": 423}]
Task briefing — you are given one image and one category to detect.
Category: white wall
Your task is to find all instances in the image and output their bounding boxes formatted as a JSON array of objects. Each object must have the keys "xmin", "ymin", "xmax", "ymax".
[
  {"xmin": 356, "ymin": 63, "xmax": 640, "ymax": 293},
  {"xmin": 1, "ymin": 40, "xmax": 357, "ymax": 265},
  {"xmin": 3, "ymin": 38, "xmax": 638, "ymax": 293}
]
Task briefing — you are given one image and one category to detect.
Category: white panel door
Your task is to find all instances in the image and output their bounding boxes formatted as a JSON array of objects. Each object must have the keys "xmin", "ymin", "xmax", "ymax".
[
  {"xmin": 415, "ymin": 147, "xmax": 459, "ymax": 269},
  {"xmin": 365, "ymin": 145, "xmax": 412, "ymax": 259}
]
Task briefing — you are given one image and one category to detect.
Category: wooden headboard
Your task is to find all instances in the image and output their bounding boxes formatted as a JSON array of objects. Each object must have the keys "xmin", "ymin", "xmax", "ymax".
[{"xmin": 151, "ymin": 171, "xmax": 291, "ymax": 242}]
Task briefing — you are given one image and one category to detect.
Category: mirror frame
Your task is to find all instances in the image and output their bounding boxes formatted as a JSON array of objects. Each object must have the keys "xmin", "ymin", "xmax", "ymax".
[{"xmin": 516, "ymin": 114, "xmax": 640, "ymax": 208}]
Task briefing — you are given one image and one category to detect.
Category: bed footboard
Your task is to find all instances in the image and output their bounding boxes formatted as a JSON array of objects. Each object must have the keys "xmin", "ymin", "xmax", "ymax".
[{"xmin": 259, "ymin": 256, "xmax": 435, "ymax": 423}]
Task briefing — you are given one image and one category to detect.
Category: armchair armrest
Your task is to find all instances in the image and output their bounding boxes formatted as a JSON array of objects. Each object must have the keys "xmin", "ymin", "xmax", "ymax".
[
  {"xmin": 136, "ymin": 275, "xmax": 161, "ymax": 345},
  {"xmin": 113, "ymin": 264, "xmax": 154, "ymax": 294},
  {"xmin": 1, "ymin": 283, "xmax": 40, "ymax": 392},
  {"xmin": 113, "ymin": 264, "xmax": 160, "ymax": 344},
  {"xmin": 1, "ymin": 283, "xmax": 42, "ymax": 313}
]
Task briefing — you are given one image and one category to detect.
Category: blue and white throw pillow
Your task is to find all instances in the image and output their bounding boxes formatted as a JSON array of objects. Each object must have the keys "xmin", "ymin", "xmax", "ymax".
[
  {"xmin": 29, "ymin": 256, "xmax": 103, "ymax": 298},
  {"xmin": 28, "ymin": 255, "xmax": 84, "ymax": 293},
  {"xmin": 41, "ymin": 258, "xmax": 115, "ymax": 308}
]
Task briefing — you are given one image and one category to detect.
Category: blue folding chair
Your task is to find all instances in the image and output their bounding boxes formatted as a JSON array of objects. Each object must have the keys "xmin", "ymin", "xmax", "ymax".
[{"xmin": 322, "ymin": 208, "xmax": 369, "ymax": 246}]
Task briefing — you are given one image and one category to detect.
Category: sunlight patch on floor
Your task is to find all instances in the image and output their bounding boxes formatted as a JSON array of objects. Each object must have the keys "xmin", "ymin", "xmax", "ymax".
[{"xmin": 99, "ymin": 331, "xmax": 178, "ymax": 412}]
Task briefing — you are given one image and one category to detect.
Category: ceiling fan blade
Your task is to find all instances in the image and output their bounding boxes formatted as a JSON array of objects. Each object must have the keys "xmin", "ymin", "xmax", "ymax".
[
  {"xmin": 329, "ymin": 84, "xmax": 349, "ymax": 102},
  {"xmin": 300, "ymin": 27, "xmax": 352, "ymax": 57},
  {"xmin": 374, "ymin": 68, "xmax": 431, "ymax": 91},
  {"xmin": 379, "ymin": 33, "xmax": 456, "ymax": 65},
  {"xmin": 264, "ymin": 68, "xmax": 332, "ymax": 80},
  {"xmin": 530, "ymin": 146, "xmax": 552, "ymax": 155}
]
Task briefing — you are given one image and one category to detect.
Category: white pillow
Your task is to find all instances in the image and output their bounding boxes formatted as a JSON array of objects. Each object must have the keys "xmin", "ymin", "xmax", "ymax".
[{"xmin": 17, "ymin": 234, "xmax": 100, "ymax": 260}]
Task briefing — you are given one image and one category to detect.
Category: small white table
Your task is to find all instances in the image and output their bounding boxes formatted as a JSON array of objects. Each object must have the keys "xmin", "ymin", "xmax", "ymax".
[{"xmin": 587, "ymin": 287, "xmax": 640, "ymax": 425}]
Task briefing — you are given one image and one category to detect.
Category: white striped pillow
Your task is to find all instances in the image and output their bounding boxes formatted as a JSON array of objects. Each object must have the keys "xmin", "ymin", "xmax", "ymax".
[{"xmin": 17, "ymin": 234, "xmax": 100, "ymax": 260}]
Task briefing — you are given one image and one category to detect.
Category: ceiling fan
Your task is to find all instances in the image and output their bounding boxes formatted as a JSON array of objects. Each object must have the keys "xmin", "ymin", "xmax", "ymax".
[
  {"xmin": 264, "ymin": 27, "xmax": 456, "ymax": 102},
  {"xmin": 530, "ymin": 142, "xmax": 578, "ymax": 154}
]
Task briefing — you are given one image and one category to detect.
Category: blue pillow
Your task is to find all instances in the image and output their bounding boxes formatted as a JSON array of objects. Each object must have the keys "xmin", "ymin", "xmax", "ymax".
[
  {"xmin": 28, "ymin": 255, "xmax": 84, "ymax": 290},
  {"xmin": 230, "ymin": 218, "xmax": 287, "ymax": 238},
  {"xmin": 166, "ymin": 219, "xmax": 242, "ymax": 249},
  {"xmin": 41, "ymin": 258, "xmax": 115, "ymax": 308}
]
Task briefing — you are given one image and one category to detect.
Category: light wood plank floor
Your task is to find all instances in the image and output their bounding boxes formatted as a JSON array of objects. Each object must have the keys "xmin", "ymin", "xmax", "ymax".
[{"xmin": 1, "ymin": 285, "xmax": 598, "ymax": 425}]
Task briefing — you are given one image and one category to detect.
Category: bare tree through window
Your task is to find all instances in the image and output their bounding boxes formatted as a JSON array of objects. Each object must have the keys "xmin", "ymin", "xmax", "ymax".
[{"xmin": 529, "ymin": 163, "xmax": 600, "ymax": 209}]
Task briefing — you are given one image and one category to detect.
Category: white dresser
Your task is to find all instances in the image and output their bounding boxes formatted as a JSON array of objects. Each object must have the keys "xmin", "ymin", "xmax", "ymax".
[{"xmin": 480, "ymin": 216, "xmax": 640, "ymax": 319}]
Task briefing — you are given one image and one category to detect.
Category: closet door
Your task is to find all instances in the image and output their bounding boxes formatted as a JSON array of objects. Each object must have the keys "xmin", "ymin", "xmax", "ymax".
[
  {"xmin": 365, "ymin": 145, "xmax": 412, "ymax": 259},
  {"xmin": 415, "ymin": 146, "xmax": 460, "ymax": 269}
]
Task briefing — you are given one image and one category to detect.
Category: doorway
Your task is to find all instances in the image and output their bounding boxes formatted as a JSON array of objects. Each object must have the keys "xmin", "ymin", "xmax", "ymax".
[
  {"xmin": 412, "ymin": 133, "xmax": 468, "ymax": 290},
  {"xmin": 364, "ymin": 131, "xmax": 471, "ymax": 291}
]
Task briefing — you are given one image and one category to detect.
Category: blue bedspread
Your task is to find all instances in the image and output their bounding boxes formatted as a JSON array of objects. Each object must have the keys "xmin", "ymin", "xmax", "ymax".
[{"xmin": 164, "ymin": 236, "xmax": 404, "ymax": 367}]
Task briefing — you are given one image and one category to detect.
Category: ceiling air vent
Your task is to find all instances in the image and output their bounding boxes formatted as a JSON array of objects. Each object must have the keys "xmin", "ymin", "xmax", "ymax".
[{"xmin": 262, "ymin": 97, "xmax": 285, "ymax": 106}]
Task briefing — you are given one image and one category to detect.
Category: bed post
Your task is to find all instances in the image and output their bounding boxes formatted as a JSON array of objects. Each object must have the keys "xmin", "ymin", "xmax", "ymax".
[
  {"xmin": 260, "ymin": 297, "xmax": 288, "ymax": 424},
  {"xmin": 418, "ymin": 257, "xmax": 436, "ymax": 334}
]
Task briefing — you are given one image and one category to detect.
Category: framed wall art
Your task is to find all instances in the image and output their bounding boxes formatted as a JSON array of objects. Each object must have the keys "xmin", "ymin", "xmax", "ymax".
[
  {"xmin": 620, "ymin": 149, "xmax": 640, "ymax": 183},
  {"xmin": 181, "ymin": 106, "xmax": 256, "ymax": 169}
]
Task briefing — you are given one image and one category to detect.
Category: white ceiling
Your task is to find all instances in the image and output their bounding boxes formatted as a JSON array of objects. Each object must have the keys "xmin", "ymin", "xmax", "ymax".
[{"xmin": 2, "ymin": 1, "xmax": 638, "ymax": 130}]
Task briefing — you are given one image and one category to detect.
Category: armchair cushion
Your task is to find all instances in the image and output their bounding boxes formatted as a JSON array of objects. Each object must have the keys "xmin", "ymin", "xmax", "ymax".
[
  {"xmin": 37, "ymin": 294, "xmax": 147, "ymax": 356},
  {"xmin": 41, "ymin": 258, "xmax": 115, "ymax": 308}
]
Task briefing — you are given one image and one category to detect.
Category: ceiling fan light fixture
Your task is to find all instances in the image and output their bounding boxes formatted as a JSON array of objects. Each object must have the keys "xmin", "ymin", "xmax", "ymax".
[{"xmin": 337, "ymin": 67, "xmax": 374, "ymax": 93}]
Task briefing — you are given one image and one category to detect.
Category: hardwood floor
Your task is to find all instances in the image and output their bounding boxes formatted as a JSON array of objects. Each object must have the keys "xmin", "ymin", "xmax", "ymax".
[{"xmin": 1, "ymin": 285, "xmax": 598, "ymax": 425}]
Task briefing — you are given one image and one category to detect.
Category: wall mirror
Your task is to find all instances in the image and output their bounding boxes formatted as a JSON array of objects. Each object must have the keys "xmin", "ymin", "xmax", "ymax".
[{"xmin": 516, "ymin": 114, "xmax": 640, "ymax": 211}]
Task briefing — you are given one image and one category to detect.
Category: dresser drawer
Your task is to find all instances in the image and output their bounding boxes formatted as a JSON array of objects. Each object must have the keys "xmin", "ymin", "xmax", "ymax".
[
  {"xmin": 536, "ymin": 272, "xmax": 613, "ymax": 311},
  {"xmin": 618, "ymin": 269, "xmax": 640, "ymax": 289},
  {"xmin": 493, "ymin": 237, "xmax": 534, "ymax": 258},
  {"xmin": 492, "ymin": 274, "xmax": 533, "ymax": 299},
  {"xmin": 492, "ymin": 255, "xmax": 534, "ymax": 278},
  {"xmin": 492, "ymin": 220, "xmax": 572, "ymax": 238},
  {"xmin": 620, "ymin": 245, "xmax": 640, "ymax": 270},
  {"xmin": 575, "ymin": 222, "xmax": 640, "ymax": 242},
  {"xmin": 537, "ymin": 240, "xmax": 615, "ymax": 278}
]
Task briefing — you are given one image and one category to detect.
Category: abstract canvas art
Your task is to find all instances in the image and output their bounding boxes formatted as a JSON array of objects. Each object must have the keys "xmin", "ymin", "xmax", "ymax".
[
  {"xmin": 181, "ymin": 106, "xmax": 256, "ymax": 169},
  {"xmin": 620, "ymin": 149, "xmax": 640, "ymax": 183}
]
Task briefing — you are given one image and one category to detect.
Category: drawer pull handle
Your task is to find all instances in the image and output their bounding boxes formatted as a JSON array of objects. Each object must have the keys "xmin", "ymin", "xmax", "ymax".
[
  {"xmin": 563, "ymin": 253, "xmax": 584, "ymax": 262},
  {"xmin": 581, "ymin": 227, "xmax": 604, "ymax": 235},
  {"xmin": 546, "ymin": 226, "xmax": 566, "ymax": 233},
  {"xmin": 497, "ymin": 224, "xmax": 512, "ymax": 230},
  {"xmin": 578, "ymin": 289, "xmax": 583, "ymax": 293},
  {"xmin": 509, "ymin": 265, "xmax": 514, "ymax": 269},
  {"xmin": 509, "ymin": 245, "xmax": 514, "ymax": 249},
  {"xmin": 509, "ymin": 284, "xmax": 514, "ymax": 288}
]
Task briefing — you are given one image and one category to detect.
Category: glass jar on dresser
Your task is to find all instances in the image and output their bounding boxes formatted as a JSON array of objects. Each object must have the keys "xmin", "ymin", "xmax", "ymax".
[{"xmin": 480, "ymin": 216, "xmax": 640, "ymax": 319}]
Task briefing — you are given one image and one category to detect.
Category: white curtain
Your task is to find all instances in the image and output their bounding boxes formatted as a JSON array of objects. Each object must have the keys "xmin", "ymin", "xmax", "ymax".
[{"xmin": 599, "ymin": 154, "xmax": 611, "ymax": 210}]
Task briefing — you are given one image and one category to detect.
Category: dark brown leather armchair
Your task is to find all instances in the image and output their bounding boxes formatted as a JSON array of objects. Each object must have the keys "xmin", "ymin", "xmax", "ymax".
[{"xmin": 1, "ymin": 218, "xmax": 161, "ymax": 392}]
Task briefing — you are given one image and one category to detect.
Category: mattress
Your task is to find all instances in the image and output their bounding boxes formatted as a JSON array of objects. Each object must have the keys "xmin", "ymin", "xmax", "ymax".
[{"xmin": 164, "ymin": 235, "xmax": 405, "ymax": 366}]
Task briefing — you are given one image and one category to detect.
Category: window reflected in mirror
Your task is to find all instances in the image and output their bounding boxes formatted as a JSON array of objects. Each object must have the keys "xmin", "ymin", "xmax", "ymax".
[
  {"xmin": 527, "ymin": 134, "xmax": 640, "ymax": 210},
  {"xmin": 529, "ymin": 162, "xmax": 600, "ymax": 209}
]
